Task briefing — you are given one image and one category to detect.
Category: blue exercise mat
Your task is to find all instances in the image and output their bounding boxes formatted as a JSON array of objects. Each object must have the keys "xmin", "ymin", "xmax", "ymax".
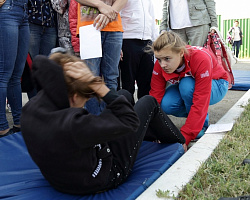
[
  {"xmin": 0, "ymin": 132, "xmax": 184, "ymax": 200},
  {"xmin": 230, "ymin": 70, "xmax": 250, "ymax": 91}
]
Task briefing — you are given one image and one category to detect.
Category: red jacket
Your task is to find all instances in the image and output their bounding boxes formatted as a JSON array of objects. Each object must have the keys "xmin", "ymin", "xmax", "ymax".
[
  {"xmin": 150, "ymin": 46, "xmax": 229, "ymax": 144},
  {"xmin": 68, "ymin": 0, "xmax": 79, "ymax": 53}
]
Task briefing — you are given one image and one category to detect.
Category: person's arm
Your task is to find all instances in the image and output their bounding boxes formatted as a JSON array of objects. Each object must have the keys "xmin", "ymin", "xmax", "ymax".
[
  {"xmin": 64, "ymin": 61, "xmax": 139, "ymax": 147},
  {"xmin": 149, "ymin": 61, "xmax": 167, "ymax": 104},
  {"xmin": 180, "ymin": 53, "xmax": 213, "ymax": 145},
  {"xmin": 111, "ymin": 0, "xmax": 127, "ymax": 13},
  {"xmin": 74, "ymin": 0, "xmax": 117, "ymax": 20},
  {"xmin": 68, "ymin": 0, "xmax": 80, "ymax": 54},
  {"xmin": 204, "ymin": 0, "xmax": 218, "ymax": 28},
  {"xmin": 93, "ymin": 0, "xmax": 127, "ymax": 30},
  {"xmin": 159, "ymin": 0, "xmax": 169, "ymax": 33}
]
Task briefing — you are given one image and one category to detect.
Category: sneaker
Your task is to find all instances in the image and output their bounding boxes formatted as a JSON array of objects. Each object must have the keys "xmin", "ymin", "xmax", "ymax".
[{"xmin": 196, "ymin": 127, "xmax": 207, "ymax": 139}]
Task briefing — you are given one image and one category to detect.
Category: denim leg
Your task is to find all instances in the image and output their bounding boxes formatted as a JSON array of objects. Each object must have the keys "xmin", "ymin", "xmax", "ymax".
[
  {"xmin": 210, "ymin": 79, "xmax": 228, "ymax": 105},
  {"xmin": 203, "ymin": 79, "xmax": 228, "ymax": 127},
  {"xmin": 0, "ymin": 0, "xmax": 29, "ymax": 130},
  {"xmin": 84, "ymin": 58, "xmax": 102, "ymax": 115},
  {"xmin": 39, "ymin": 26, "xmax": 57, "ymax": 56},
  {"xmin": 235, "ymin": 41, "xmax": 241, "ymax": 58},
  {"xmin": 100, "ymin": 31, "xmax": 122, "ymax": 90},
  {"xmin": 178, "ymin": 76, "xmax": 195, "ymax": 114},
  {"xmin": 28, "ymin": 23, "xmax": 42, "ymax": 59},
  {"xmin": 8, "ymin": 25, "xmax": 30, "ymax": 126},
  {"xmin": 179, "ymin": 77, "xmax": 209, "ymax": 128},
  {"xmin": 29, "ymin": 23, "xmax": 57, "ymax": 58},
  {"xmin": 85, "ymin": 32, "xmax": 122, "ymax": 115},
  {"xmin": 162, "ymin": 77, "xmax": 228, "ymax": 129},
  {"xmin": 161, "ymin": 84, "xmax": 188, "ymax": 117}
]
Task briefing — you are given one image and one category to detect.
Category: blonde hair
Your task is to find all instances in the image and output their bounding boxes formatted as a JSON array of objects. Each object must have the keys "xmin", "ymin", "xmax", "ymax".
[
  {"xmin": 49, "ymin": 52, "xmax": 103, "ymax": 99},
  {"xmin": 151, "ymin": 31, "xmax": 188, "ymax": 54}
]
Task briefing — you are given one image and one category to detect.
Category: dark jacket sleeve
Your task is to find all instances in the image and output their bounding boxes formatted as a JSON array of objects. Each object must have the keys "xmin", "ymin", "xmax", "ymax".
[{"xmin": 70, "ymin": 91, "xmax": 140, "ymax": 148}]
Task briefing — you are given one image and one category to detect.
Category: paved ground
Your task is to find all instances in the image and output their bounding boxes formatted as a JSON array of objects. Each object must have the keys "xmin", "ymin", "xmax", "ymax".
[{"xmin": 6, "ymin": 59, "xmax": 250, "ymax": 130}]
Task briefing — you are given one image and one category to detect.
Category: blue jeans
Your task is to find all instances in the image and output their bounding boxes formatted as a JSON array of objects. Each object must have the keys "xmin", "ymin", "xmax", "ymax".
[
  {"xmin": 29, "ymin": 23, "xmax": 57, "ymax": 59},
  {"xmin": 0, "ymin": 0, "xmax": 30, "ymax": 130},
  {"xmin": 161, "ymin": 77, "xmax": 229, "ymax": 128},
  {"xmin": 233, "ymin": 40, "xmax": 241, "ymax": 58},
  {"xmin": 85, "ymin": 31, "xmax": 123, "ymax": 115}
]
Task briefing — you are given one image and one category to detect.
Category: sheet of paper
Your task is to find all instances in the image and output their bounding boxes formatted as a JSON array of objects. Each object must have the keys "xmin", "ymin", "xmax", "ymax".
[
  {"xmin": 79, "ymin": 25, "xmax": 102, "ymax": 60},
  {"xmin": 205, "ymin": 123, "xmax": 234, "ymax": 134}
]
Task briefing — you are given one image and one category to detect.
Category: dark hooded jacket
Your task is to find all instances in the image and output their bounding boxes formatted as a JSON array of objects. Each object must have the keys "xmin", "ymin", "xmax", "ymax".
[{"xmin": 21, "ymin": 55, "xmax": 139, "ymax": 194}]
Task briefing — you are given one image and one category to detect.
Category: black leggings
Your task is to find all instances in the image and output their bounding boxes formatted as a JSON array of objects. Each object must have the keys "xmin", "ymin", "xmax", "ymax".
[{"xmin": 107, "ymin": 90, "xmax": 185, "ymax": 188}]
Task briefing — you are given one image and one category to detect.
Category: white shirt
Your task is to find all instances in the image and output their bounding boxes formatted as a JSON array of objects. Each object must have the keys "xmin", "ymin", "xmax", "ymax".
[
  {"xmin": 169, "ymin": 0, "xmax": 193, "ymax": 29},
  {"xmin": 234, "ymin": 27, "xmax": 241, "ymax": 41},
  {"xmin": 120, "ymin": 0, "xmax": 159, "ymax": 41}
]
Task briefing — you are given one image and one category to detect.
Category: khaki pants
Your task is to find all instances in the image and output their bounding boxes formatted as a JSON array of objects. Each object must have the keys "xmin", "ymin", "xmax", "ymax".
[{"xmin": 172, "ymin": 24, "xmax": 210, "ymax": 47}]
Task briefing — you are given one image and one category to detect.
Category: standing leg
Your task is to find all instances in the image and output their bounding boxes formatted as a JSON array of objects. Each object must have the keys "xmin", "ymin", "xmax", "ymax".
[
  {"xmin": 0, "ymin": 0, "xmax": 29, "ymax": 133},
  {"xmin": 186, "ymin": 24, "xmax": 210, "ymax": 47},
  {"xmin": 136, "ymin": 40, "xmax": 154, "ymax": 99},
  {"xmin": 28, "ymin": 23, "xmax": 42, "ymax": 59},
  {"xmin": 0, "ymin": 12, "xmax": 19, "ymax": 131},
  {"xmin": 101, "ymin": 31, "xmax": 123, "ymax": 90},
  {"xmin": 235, "ymin": 41, "xmax": 241, "ymax": 58},
  {"xmin": 233, "ymin": 42, "xmax": 236, "ymax": 56},
  {"xmin": 119, "ymin": 39, "xmax": 139, "ymax": 96},
  {"xmin": 7, "ymin": 20, "xmax": 30, "ymax": 127},
  {"xmin": 84, "ymin": 57, "xmax": 102, "ymax": 115},
  {"xmin": 40, "ymin": 26, "xmax": 57, "ymax": 56},
  {"xmin": 172, "ymin": 28, "xmax": 189, "ymax": 44}
]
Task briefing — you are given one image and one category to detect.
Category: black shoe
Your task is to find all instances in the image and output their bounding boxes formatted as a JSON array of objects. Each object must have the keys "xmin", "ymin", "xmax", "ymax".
[
  {"xmin": 0, "ymin": 129, "xmax": 14, "ymax": 138},
  {"xmin": 242, "ymin": 159, "xmax": 250, "ymax": 165}
]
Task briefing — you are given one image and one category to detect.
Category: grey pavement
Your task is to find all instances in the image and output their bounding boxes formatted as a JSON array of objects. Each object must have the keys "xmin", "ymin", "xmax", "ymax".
[{"xmin": 6, "ymin": 59, "xmax": 250, "ymax": 130}]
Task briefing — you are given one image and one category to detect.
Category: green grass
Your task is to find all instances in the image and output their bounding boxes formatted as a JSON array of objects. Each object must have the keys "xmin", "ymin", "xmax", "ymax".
[{"xmin": 156, "ymin": 101, "xmax": 250, "ymax": 200}]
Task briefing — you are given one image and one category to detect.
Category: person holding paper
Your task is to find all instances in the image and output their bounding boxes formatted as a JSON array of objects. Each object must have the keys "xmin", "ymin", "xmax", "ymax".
[
  {"xmin": 149, "ymin": 31, "xmax": 229, "ymax": 149},
  {"xmin": 21, "ymin": 50, "xmax": 185, "ymax": 195},
  {"xmin": 69, "ymin": 0, "xmax": 127, "ymax": 115}
]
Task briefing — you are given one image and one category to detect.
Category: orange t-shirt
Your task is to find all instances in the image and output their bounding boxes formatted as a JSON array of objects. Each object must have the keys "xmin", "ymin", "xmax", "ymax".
[{"xmin": 77, "ymin": 4, "xmax": 123, "ymax": 35}]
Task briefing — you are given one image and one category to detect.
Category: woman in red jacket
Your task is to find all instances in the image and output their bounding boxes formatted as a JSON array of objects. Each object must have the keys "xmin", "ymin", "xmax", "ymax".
[{"xmin": 149, "ymin": 31, "xmax": 229, "ymax": 149}]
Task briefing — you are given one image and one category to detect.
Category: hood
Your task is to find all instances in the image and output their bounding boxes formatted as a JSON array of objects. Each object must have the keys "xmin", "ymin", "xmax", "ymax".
[{"xmin": 32, "ymin": 55, "xmax": 70, "ymax": 109}]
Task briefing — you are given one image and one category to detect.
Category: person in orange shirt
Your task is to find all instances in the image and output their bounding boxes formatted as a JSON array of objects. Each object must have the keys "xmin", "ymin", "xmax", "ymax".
[{"xmin": 73, "ymin": 0, "xmax": 127, "ymax": 115}]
